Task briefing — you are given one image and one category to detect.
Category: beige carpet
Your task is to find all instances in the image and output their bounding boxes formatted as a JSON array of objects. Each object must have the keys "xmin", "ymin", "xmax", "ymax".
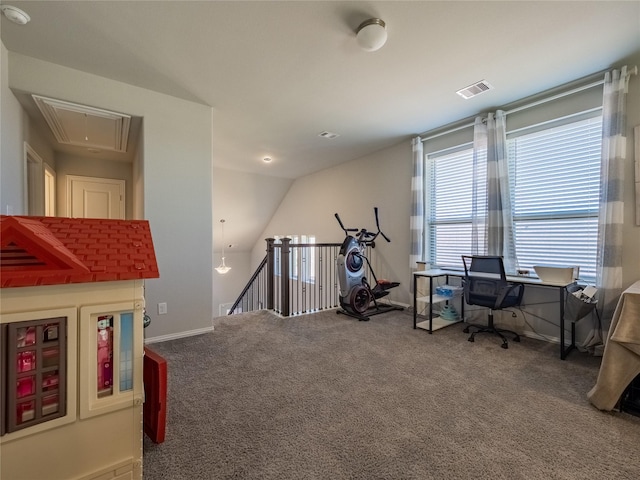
[{"xmin": 143, "ymin": 309, "xmax": 639, "ymax": 479}]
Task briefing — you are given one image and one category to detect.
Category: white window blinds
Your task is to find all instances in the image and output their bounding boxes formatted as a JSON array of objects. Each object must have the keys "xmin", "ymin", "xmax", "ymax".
[
  {"xmin": 427, "ymin": 146, "xmax": 485, "ymax": 268},
  {"xmin": 425, "ymin": 114, "xmax": 602, "ymax": 281},
  {"xmin": 509, "ymin": 116, "xmax": 602, "ymax": 281}
]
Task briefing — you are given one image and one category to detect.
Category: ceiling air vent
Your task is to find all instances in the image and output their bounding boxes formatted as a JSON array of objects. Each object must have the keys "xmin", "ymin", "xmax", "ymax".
[
  {"xmin": 318, "ymin": 131, "xmax": 340, "ymax": 139},
  {"xmin": 456, "ymin": 80, "xmax": 493, "ymax": 100}
]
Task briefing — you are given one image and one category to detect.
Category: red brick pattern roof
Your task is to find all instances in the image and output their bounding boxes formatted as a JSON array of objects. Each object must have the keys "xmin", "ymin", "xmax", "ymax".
[{"xmin": 1, "ymin": 216, "xmax": 159, "ymax": 288}]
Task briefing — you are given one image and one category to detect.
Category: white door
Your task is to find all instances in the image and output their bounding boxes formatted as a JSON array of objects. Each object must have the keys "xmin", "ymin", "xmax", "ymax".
[
  {"xmin": 67, "ymin": 175, "xmax": 125, "ymax": 219},
  {"xmin": 44, "ymin": 164, "xmax": 56, "ymax": 216}
]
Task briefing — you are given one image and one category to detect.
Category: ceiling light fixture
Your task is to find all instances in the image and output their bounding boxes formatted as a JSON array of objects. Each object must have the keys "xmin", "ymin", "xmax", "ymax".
[
  {"xmin": 1, "ymin": 5, "xmax": 30, "ymax": 25},
  {"xmin": 318, "ymin": 131, "xmax": 340, "ymax": 139},
  {"xmin": 215, "ymin": 219, "xmax": 231, "ymax": 275},
  {"xmin": 356, "ymin": 18, "xmax": 387, "ymax": 52}
]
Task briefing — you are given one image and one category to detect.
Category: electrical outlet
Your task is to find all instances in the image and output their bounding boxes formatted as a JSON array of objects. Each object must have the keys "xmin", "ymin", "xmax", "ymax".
[{"xmin": 158, "ymin": 302, "xmax": 167, "ymax": 315}]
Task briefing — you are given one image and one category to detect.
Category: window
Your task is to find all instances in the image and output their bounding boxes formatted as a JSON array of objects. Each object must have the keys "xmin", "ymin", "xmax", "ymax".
[
  {"xmin": 273, "ymin": 235, "xmax": 317, "ymax": 282},
  {"xmin": 80, "ymin": 303, "xmax": 142, "ymax": 420},
  {"xmin": 509, "ymin": 116, "xmax": 602, "ymax": 281},
  {"xmin": 426, "ymin": 145, "xmax": 485, "ymax": 268},
  {"xmin": 425, "ymin": 113, "xmax": 602, "ymax": 283}
]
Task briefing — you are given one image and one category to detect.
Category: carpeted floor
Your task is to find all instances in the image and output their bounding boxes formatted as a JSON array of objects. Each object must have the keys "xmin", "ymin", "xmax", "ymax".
[{"xmin": 143, "ymin": 309, "xmax": 639, "ymax": 479}]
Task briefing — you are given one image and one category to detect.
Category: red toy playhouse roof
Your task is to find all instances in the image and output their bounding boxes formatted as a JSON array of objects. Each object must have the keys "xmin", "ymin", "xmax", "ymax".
[{"xmin": 0, "ymin": 215, "xmax": 159, "ymax": 288}]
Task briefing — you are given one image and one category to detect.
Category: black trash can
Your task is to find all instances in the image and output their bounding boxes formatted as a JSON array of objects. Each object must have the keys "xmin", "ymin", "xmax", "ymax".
[{"xmin": 621, "ymin": 373, "xmax": 640, "ymax": 417}]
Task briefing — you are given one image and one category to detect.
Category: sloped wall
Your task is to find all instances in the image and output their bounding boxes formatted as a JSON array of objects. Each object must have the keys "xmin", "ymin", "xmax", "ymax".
[{"xmin": 4, "ymin": 52, "xmax": 214, "ymax": 340}]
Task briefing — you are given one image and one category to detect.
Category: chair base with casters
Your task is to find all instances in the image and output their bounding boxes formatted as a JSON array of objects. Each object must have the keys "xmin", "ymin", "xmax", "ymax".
[
  {"xmin": 463, "ymin": 310, "xmax": 520, "ymax": 349},
  {"xmin": 461, "ymin": 255, "xmax": 525, "ymax": 350}
]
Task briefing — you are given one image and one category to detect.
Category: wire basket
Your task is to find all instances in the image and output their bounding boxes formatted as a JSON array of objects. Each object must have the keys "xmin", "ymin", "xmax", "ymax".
[{"xmin": 565, "ymin": 284, "xmax": 598, "ymax": 323}]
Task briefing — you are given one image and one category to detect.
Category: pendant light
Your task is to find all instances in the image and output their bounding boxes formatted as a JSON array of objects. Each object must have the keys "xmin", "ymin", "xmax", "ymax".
[{"xmin": 215, "ymin": 219, "xmax": 231, "ymax": 274}]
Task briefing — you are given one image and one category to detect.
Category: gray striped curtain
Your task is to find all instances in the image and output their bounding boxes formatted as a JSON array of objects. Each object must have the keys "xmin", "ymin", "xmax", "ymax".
[
  {"xmin": 471, "ymin": 117, "xmax": 486, "ymax": 255},
  {"xmin": 596, "ymin": 66, "xmax": 630, "ymax": 321},
  {"xmin": 410, "ymin": 137, "xmax": 424, "ymax": 274},
  {"xmin": 485, "ymin": 111, "xmax": 518, "ymax": 274},
  {"xmin": 472, "ymin": 112, "xmax": 517, "ymax": 271}
]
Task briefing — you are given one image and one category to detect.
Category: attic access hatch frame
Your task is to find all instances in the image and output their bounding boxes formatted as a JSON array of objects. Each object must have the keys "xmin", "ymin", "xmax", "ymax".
[{"xmin": 32, "ymin": 95, "xmax": 131, "ymax": 153}]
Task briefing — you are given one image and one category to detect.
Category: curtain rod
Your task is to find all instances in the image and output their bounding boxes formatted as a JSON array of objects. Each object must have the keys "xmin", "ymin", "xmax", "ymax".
[{"xmin": 420, "ymin": 65, "xmax": 637, "ymax": 143}]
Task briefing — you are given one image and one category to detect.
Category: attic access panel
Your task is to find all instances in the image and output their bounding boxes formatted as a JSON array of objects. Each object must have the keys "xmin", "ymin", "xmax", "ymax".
[{"xmin": 32, "ymin": 95, "xmax": 131, "ymax": 153}]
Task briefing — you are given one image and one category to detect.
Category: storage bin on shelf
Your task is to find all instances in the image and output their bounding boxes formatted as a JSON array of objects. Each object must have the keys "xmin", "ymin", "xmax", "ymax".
[{"xmin": 434, "ymin": 285, "xmax": 463, "ymax": 299}]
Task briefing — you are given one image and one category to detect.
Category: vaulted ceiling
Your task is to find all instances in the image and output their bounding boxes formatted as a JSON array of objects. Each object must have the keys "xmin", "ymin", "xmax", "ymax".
[{"xmin": 2, "ymin": 1, "xmax": 639, "ymax": 180}]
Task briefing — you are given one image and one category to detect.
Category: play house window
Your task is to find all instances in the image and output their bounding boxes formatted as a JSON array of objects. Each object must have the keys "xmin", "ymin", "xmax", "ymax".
[
  {"xmin": 1, "ymin": 317, "xmax": 67, "ymax": 434},
  {"xmin": 80, "ymin": 303, "xmax": 141, "ymax": 419}
]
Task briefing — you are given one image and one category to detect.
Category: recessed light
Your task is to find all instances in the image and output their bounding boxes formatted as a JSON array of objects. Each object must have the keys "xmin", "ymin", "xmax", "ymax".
[
  {"xmin": 263, "ymin": 157, "xmax": 272, "ymax": 163},
  {"xmin": 318, "ymin": 131, "xmax": 340, "ymax": 139},
  {"xmin": 1, "ymin": 5, "xmax": 30, "ymax": 25}
]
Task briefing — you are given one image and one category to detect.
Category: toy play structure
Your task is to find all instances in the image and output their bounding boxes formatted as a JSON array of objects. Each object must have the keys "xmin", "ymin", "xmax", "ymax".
[{"xmin": 335, "ymin": 208, "xmax": 402, "ymax": 321}]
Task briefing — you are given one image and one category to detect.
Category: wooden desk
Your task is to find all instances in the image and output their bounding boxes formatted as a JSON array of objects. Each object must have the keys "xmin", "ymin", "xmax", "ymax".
[{"xmin": 413, "ymin": 269, "xmax": 576, "ymax": 359}]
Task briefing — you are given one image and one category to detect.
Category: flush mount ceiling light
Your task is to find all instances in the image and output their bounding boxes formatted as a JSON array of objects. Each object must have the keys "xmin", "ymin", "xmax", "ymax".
[
  {"xmin": 356, "ymin": 18, "xmax": 387, "ymax": 52},
  {"xmin": 1, "ymin": 5, "xmax": 30, "ymax": 25}
]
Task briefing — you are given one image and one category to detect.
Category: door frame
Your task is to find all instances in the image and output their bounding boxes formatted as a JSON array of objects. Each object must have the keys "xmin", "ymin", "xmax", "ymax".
[
  {"xmin": 23, "ymin": 142, "xmax": 45, "ymax": 216},
  {"xmin": 44, "ymin": 163, "xmax": 56, "ymax": 216}
]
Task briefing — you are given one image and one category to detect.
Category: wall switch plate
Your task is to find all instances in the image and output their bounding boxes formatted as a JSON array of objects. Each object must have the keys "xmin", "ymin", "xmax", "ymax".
[{"xmin": 158, "ymin": 302, "xmax": 167, "ymax": 315}]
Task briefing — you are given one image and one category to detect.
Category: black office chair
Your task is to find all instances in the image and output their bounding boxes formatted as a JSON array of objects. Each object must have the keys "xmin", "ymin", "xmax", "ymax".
[{"xmin": 461, "ymin": 255, "xmax": 525, "ymax": 349}]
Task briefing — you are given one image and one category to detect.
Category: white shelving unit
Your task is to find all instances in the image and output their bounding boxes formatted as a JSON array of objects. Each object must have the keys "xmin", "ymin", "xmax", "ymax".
[
  {"xmin": 413, "ymin": 269, "xmax": 465, "ymax": 333},
  {"xmin": 415, "ymin": 293, "xmax": 463, "ymax": 332}
]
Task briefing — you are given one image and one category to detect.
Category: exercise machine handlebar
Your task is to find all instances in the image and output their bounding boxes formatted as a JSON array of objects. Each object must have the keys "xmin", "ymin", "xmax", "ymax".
[{"xmin": 334, "ymin": 207, "xmax": 391, "ymax": 247}]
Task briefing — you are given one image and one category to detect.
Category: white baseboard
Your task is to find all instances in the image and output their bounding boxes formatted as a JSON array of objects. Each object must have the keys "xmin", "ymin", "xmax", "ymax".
[
  {"xmin": 145, "ymin": 325, "xmax": 215, "ymax": 344},
  {"xmin": 380, "ymin": 299, "xmax": 411, "ymax": 308}
]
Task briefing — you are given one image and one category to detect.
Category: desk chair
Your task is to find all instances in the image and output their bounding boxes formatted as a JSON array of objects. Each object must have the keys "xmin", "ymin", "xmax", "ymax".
[{"xmin": 461, "ymin": 255, "xmax": 525, "ymax": 349}]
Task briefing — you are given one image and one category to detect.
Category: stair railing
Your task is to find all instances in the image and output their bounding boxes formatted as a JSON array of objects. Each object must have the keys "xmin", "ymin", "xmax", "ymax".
[{"xmin": 230, "ymin": 238, "xmax": 366, "ymax": 316}]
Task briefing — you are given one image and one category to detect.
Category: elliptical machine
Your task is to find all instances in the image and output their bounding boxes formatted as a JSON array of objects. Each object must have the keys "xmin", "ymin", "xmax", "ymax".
[{"xmin": 335, "ymin": 207, "xmax": 402, "ymax": 321}]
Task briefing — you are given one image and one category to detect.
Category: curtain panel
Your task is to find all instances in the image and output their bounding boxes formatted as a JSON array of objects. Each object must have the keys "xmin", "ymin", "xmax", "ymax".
[
  {"xmin": 471, "ymin": 111, "xmax": 517, "ymax": 272},
  {"xmin": 596, "ymin": 66, "xmax": 631, "ymax": 320},
  {"xmin": 410, "ymin": 136, "xmax": 424, "ymax": 274}
]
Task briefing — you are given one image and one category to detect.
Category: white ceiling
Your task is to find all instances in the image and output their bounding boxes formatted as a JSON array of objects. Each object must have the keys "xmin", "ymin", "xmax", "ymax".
[{"xmin": 2, "ymin": 1, "xmax": 639, "ymax": 180}]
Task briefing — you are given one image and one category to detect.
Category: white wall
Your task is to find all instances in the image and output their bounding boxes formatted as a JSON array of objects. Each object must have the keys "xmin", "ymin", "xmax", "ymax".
[
  {"xmin": 0, "ymin": 41, "xmax": 25, "ymax": 215},
  {"xmin": 24, "ymin": 115, "xmax": 55, "ymax": 174},
  {"xmin": 5, "ymin": 52, "xmax": 214, "ymax": 340},
  {"xmin": 132, "ymin": 127, "xmax": 144, "ymax": 220},
  {"xmin": 213, "ymin": 251, "xmax": 253, "ymax": 318},
  {"xmin": 253, "ymin": 140, "xmax": 414, "ymax": 306},
  {"xmin": 212, "ymin": 166, "xmax": 292, "ymax": 317}
]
